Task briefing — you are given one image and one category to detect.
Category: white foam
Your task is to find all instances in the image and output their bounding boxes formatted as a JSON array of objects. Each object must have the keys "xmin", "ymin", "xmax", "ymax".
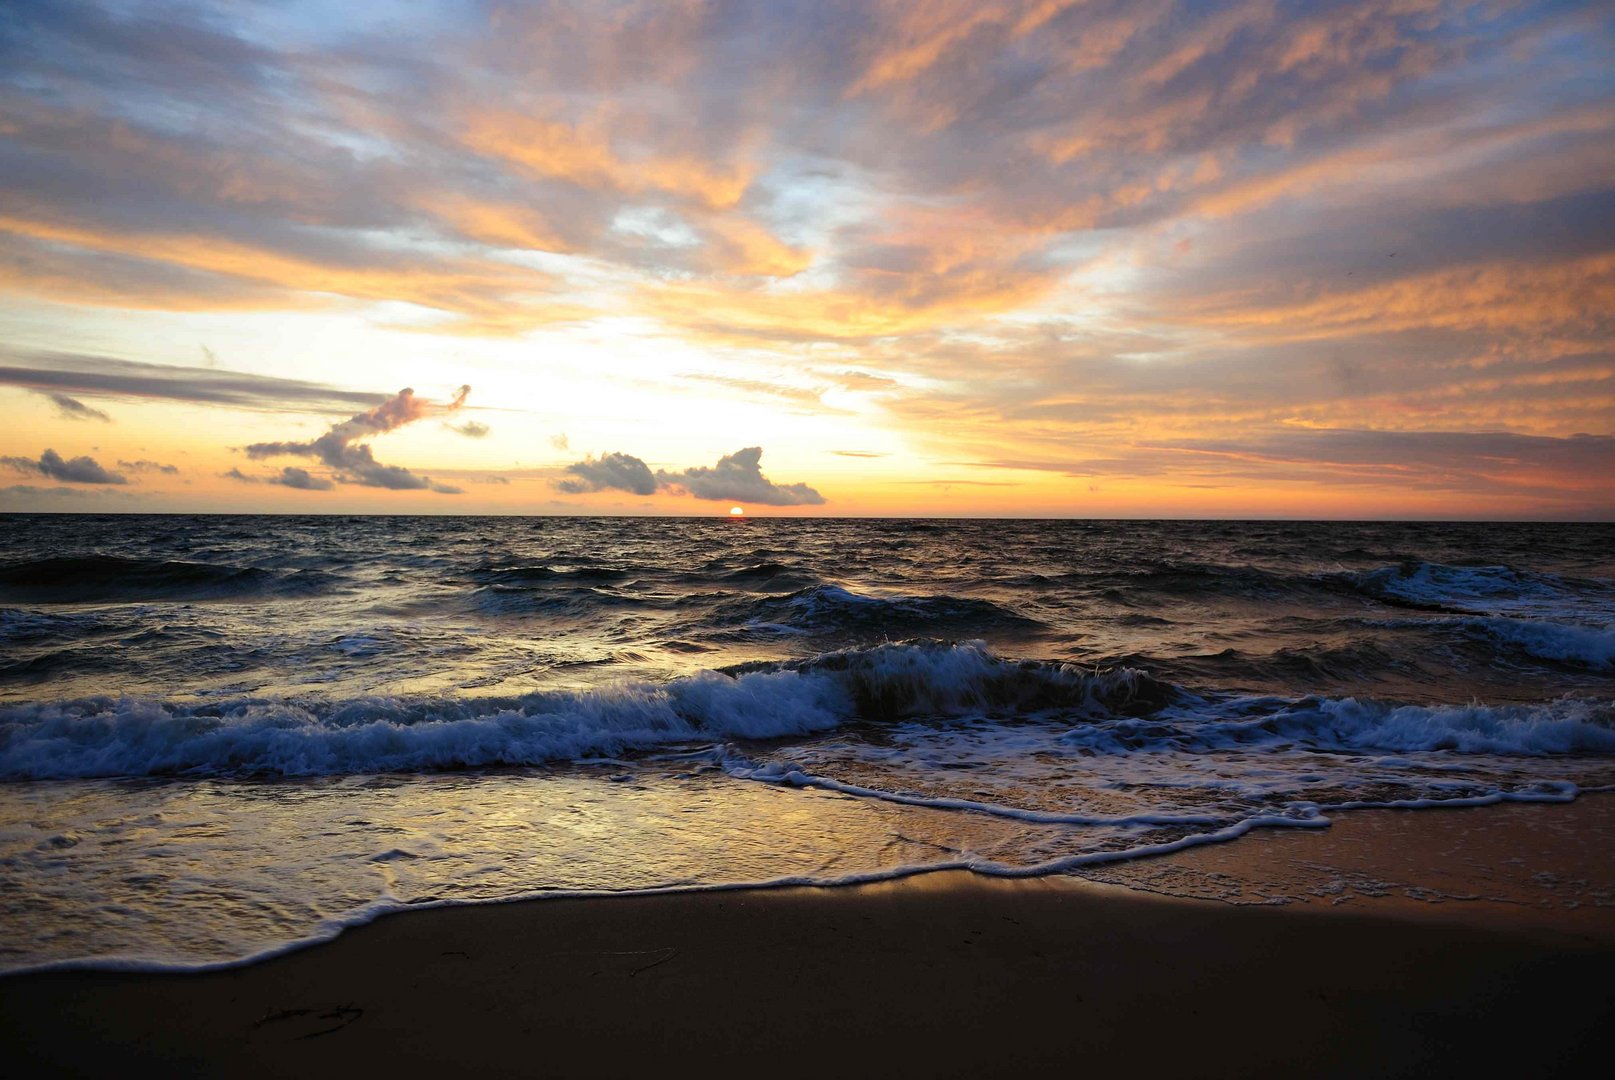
[
  {"xmin": 0, "ymin": 669, "xmax": 843, "ymax": 779},
  {"xmin": 0, "ymin": 641, "xmax": 1023, "ymax": 778},
  {"xmin": 4, "ymin": 640, "xmax": 1610, "ymax": 779},
  {"xmin": 727, "ymin": 758, "xmax": 1237, "ymax": 826}
]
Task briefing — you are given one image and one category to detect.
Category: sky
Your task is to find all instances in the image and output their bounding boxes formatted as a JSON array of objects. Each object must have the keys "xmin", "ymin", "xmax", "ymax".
[{"xmin": 1, "ymin": 0, "xmax": 1612, "ymax": 518}]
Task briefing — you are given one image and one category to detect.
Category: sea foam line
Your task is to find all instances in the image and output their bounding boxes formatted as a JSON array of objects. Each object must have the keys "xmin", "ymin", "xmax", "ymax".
[{"xmin": 725, "ymin": 759, "xmax": 1239, "ymax": 827}]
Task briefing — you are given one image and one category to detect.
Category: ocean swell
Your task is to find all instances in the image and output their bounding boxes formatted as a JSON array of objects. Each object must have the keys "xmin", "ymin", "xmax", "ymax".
[
  {"xmin": 1337, "ymin": 561, "xmax": 1613, "ymax": 618},
  {"xmin": 714, "ymin": 584, "xmax": 1044, "ymax": 637},
  {"xmin": 0, "ymin": 556, "xmax": 336, "ymax": 604}
]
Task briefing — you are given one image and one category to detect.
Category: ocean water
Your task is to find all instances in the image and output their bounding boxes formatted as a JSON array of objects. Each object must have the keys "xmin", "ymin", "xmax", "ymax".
[{"xmin": 2, "ymin": 515, "xmax": 1613, "ymax": 971}]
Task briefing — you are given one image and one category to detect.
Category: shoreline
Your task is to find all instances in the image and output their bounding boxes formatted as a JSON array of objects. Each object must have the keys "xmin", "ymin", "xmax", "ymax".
[
  {"xmin": 6, "ymin": 790, "xmax": 1609, "ymax": 980},
  {"xmin": 4, "ymin": 797, "xmax": 1612, "ymax": 1077}
]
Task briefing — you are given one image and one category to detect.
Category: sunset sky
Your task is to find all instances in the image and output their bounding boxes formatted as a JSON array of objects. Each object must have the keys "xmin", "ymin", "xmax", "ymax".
[{"xmin": 1, "ymin": 0, "xmax": 1611, "ymax": 517}]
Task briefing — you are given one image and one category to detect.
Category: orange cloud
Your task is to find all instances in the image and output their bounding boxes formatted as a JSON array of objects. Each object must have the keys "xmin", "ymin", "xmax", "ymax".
[
  {"xmin": 1180, "ymin": 253, "xmax": 1615, "ymax": 340},
  {"xmin": 0, "ymin": 210, "xmax": 587, "ymax": 334},
  {"xmin": 460, "ymin": 109, "xmax": 753, "ymax": 210},
  {"xmin": 417, "ymin": 194, "xmax": 575, "ymax": 253}
]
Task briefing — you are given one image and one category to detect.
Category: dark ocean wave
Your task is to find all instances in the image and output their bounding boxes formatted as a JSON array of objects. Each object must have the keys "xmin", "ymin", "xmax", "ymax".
[
  {"xmin": 1076, "ymin": 562, "xmax": 1308, "ymax": 600},
  {"xmin": 712, "ymin": 584, "xmax": 1045, "ymax": 636},
  {"xmin": 0, "ymin": 556, "xmax": 340, "ymax": 604},
  {"xmin": 2, "ymin": 517, "xmax": 1611, "ymax": 716},
  {"xmin": 992, "ymin": 557, "xmax": 1610, "ymax": 612},
  {"xmin": 698, "ymin": 561, "xmax": 823, "ymax": 590},
  {"xmin": 1110, "ymin": 640, "xmax": 1431, "ymax": 689},
  {"xmin": 466, "ymin": 563, "xmax": 636, "ymax": 586}
]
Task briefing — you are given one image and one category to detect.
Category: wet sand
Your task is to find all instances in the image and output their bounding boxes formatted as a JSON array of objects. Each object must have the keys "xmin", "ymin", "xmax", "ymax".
[{"xmin": 4, "ymin": 798, "xmax": 1612, "ymax": 1079}]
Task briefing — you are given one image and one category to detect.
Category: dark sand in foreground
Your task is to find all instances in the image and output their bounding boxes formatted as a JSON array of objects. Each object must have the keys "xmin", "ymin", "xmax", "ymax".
[{"xmin": 4, "ymin": 798, "xmax": 1612, "ymax": 1079}]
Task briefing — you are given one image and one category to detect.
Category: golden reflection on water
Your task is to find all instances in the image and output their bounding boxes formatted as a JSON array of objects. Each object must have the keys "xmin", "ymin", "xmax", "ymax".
[{"xmin": 0, "ymin": 766, "xmax": 1119, "ymax": 969}]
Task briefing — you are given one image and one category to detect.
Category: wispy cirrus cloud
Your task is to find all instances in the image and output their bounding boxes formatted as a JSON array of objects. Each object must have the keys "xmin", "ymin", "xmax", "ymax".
[
  {"xmin": 0, "ymin": 351, "xmax": 387, "ymax": 413},
  {"xmin": 36, "ymin": 391, "xmax": 110, "ymax": 422},
  {"xmin": 117, "ymin": 458, "xmax": 178, "ymax": 475}
]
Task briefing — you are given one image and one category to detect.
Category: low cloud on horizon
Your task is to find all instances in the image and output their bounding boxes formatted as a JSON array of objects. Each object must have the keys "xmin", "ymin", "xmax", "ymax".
[
  {"xmin": 243, "ymin": 386, "xmax": 471, "ymax": 494},
  {"xmin": 2, "ymin": 448, "xmax": 128, "ymax": 485},
  {"xmin": 558, "ymin": 446, "xmax": 826, "ymax": 506}
]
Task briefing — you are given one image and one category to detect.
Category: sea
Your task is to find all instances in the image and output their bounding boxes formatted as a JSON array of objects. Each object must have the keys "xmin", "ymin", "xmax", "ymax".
[{"xmin": 2, "ymin": 515, "xmax": 1613, "ymax": 972}]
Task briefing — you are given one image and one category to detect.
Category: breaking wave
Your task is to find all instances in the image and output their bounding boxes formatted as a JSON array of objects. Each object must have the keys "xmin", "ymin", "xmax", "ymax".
[{"xmin": 3, "ymin": 641, "xmax": 1608, "ymax": 780}]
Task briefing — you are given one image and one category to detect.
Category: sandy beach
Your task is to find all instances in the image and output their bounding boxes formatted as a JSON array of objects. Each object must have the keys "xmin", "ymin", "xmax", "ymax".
[{"xmin": 5, "ymin": 797, "xmax": 1611, "ymax": 1079}]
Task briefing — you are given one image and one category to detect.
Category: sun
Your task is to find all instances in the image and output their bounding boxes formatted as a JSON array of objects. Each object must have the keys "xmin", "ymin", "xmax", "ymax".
[{"xmin": 729, "ymin": 506, "xmax": 745, "ymax": 516}]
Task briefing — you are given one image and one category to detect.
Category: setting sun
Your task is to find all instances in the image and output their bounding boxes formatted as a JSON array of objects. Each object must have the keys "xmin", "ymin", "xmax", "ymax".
[{"xmin": 729, "ymin": 506, "xmax": 745, "ymax": 517}]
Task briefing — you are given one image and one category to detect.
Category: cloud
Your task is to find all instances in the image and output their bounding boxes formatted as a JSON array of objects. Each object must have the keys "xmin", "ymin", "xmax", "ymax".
[
  {"xmin": 244, "ymin": 386, "xmax": 470, "ymax": 493},
  {"xmin": 831, "ymin": 450, "xmax": 888, "ymax": 458},
  {"xmin": 556, "ymin": 452, "xmax": 658, "ymax": 496},
  {"xmin": 1, "ymin": 485, "xmax": 81, "ymax": 499},
  {"xmin": 0, "ymin": 484, "xmax": 142, "ymax": 504},
  {"xmin": 446, "ymin": 420, "xmax": 490, "ymax": 438},
  {"xmin": 679, "ymin": 373, "xmax": 824, "ymax": 406},
  {"xmin": 1, "ymin": 351, "xmax": 387, "ymax": 413},
  {"xmin": 556, "ymin": 446, "xmax": 827, "ymax": 505},
  {"xmin": 118, "ymin": 459, "xmax": 179, "ymax": 475},
  {"xmin": 657, "ymin": 447, "xmax": 826, "ymax": 506},
  {"xmin": 1, "ymin": 448, "xmax": 128, "ymax": 485},
  {"xmin": 1147, "ymin": 429, "xmax": 1615, "ymax": 490},
  {"xmin": 944, "ymin": 428, "xmax": 1615, "ymax": 509},
  {"xmin": 36, "ymin": 391, "xmax": 111, "ymax": 422},
  {"xmin": 550, "ymin": 433, "xmax": 570, "ymax": 451},
  {"xmin": 271, "ymin": 466, "xmax": 333, "ymax": 491},
  {"xmin": 1, "ymin": 3, "xmax": 1611, "ymax": 516},
  {"xmin": 833, "ymin": 371, "xmax": 899, "ymax": 392},
  {"xmin": 223, "ymin": 465, "xmax": 332, "ymax": 490}
]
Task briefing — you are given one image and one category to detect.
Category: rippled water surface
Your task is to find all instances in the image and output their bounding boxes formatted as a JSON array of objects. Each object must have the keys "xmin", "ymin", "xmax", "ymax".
[{"xmin": 2, "ymin": 516, "xmax": 1613, "ymax": 970}]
